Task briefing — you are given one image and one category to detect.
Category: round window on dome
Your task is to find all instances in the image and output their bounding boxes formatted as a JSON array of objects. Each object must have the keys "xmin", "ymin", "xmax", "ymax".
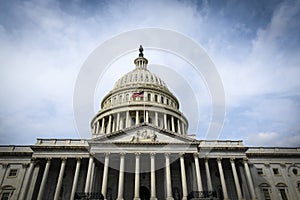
[{"xmin": 293, "ymin": 168, "xmax": 299, "ymax": 175}]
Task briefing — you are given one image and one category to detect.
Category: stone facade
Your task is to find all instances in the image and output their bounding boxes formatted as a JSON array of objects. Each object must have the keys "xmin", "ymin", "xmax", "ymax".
[{"xmin": 0, "ymin": 47, "xmax": 299, "ymax": 200}]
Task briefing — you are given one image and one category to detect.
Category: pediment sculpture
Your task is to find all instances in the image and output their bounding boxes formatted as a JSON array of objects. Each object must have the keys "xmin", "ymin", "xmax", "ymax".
[{"xmin": 130, "ymin": 129, "xmax": 157, "ymax": 142}]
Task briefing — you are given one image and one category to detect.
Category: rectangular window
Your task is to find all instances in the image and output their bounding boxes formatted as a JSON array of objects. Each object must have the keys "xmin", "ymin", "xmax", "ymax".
[
  {"xmin": 273, "ymin": 168, "xmax": 280, "ymax": 175},
  {"xmin": 161, "ymin": 96, "xmax": 164, "ymax": 103},
  {"xmin": 257, "ymin": 168, "xmax": 264, "ymax": 175},
  {"xmin": 154, "ymin": 95, "xmax": 158, "ymax": 102},
  {"xmin": 262, "ymin": 189, "xmax": 271, "ymax": 200},
  {"xmin": 279, "ymin": 189, "xmax": 288, "ymax": 200},
  {"xmin": 147, "ymin": 93, "xmax": 151, "ymax": 101},
  {"xmin": 8, "ymin": 169, "xmax": 18, "ymax": 177}
]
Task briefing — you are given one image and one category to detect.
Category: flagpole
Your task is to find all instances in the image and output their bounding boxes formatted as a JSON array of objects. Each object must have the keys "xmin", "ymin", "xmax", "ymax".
[{"xmin": 144, "ymin": 90, "xmax": 148, "ymax": 123}]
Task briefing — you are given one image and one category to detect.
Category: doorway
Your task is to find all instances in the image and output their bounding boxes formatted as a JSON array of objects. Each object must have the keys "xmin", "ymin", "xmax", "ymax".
[{"xmin": 140, "ymin": 186, "xmax": 150, "ymax": 200}]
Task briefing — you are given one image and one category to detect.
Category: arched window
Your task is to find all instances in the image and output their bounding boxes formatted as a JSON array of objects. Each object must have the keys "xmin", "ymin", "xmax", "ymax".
[
  {"xmin": 259, "ymin": 183, "xmax": 271, "ymax": 200},
  {"xmin": 276, "ymin": 183, "xmax": 288, "ymax": 200},
  {"xmin": 0, "ymin": 185, "xmax": 15, "ymax": 200}
]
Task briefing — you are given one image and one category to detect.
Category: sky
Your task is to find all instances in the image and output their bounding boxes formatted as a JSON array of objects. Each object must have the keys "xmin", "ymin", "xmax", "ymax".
[{"xmin": 0, "ymin": 0, "xmax": 300, "ymax": 147}]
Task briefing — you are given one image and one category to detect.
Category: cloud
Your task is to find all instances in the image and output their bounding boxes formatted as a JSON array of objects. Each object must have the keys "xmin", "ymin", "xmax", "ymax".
[
  {"xmin": 245, "ymin": 131, "xmax": 300, "ymax": 147},
  {"xmin": 0, "ymin": 0, "xmax": 299, "ymax": 147}
]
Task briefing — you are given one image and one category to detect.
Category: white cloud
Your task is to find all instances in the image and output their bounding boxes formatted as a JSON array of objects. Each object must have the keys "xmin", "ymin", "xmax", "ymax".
[
  {"xmin": 0, "ymin": 0, "xmax": 299, "ymax": 146},
  {"xmin": 245, "ymin": 131, "xmax": 300, "ymax": 147}
]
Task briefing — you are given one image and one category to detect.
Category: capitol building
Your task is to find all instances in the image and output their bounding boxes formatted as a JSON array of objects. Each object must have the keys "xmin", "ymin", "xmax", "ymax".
[{"xmin": 0, "ymin": 46, "xmax": 300, "ymax": 200}]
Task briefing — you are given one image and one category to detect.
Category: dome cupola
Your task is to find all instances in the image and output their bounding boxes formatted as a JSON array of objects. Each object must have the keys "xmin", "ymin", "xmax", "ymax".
[{"xmin": 133, "ymin": 45, "xmax": 148, "ymax": 69}]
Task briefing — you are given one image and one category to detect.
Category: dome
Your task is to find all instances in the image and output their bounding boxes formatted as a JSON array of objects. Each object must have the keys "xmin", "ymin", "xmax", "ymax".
[
  {"xmin": 91, "ymin": 46, "xmax": 189, "ymax": 138},
  {"xmin": 113, "ymin": 68, "xmax": 169, "ymax": 91}
]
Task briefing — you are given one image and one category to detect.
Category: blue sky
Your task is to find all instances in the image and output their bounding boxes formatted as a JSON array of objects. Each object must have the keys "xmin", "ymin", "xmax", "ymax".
[{"xmin": 0, "ymin": 0, "xmax": 299, "ymax": 146}]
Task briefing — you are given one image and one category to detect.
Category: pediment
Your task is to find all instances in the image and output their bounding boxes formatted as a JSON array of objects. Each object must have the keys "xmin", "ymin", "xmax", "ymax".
[{"xmin": 89, "ymin": 124, "xmax": 196, "ymax": 144}]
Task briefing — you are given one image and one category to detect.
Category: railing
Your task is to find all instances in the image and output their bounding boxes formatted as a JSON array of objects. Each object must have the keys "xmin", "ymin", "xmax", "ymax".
[
  {"xmin": 188, "ymin": 191, "xmax": 219, "ymax": 200},
  {"xmin": 199, "ymin": 140, "xmax": 244, "ymax": 146},
  {"xmin": 35, "ymin": 139, "xmax": 88, "ymax": 146},
  {"xmin": 74, "ymin": 192, "xmax": 104, "ymax": 200}
]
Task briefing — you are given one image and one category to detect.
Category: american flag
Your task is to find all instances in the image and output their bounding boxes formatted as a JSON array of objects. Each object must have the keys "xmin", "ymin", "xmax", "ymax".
[{"xmin": 131, "ymin": 91, "xmax": 144, "ymax": 98}]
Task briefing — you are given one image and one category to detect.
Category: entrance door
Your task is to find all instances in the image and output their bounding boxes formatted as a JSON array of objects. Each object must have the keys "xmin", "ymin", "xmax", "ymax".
[{"xmin": 140, "ymin": 186, "xmax": 150, "ymax": 200}]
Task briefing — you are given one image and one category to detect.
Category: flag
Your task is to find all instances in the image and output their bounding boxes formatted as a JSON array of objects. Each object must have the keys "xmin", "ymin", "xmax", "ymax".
[{"xmin": 132, "ymin": 91, "xmax": 144, "ymax": 98}]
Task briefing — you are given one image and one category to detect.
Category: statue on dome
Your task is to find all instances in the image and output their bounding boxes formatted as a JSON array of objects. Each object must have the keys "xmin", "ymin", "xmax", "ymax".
[{"xmin": 139, "ymin": 45, "xmax": 144, "ymax": 57}]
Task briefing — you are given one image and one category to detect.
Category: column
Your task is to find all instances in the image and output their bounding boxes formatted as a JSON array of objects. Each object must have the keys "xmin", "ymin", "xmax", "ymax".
[
  {"xmin": 101, "ymin": 118, "xmax": 105, "ymax": 133},
  {"xmin": 164, "ymin": 114, "xmax": 167, "ymax": 130},
  {"xmin": 89, "ymin": 161, "xmax": 95, "ymax": 193},
  {"xmin": 204, "ymin": 158, "xmax": 213, "ymax": 192},
  {"xmin": 19, "ymin": 161, "xmax": 35, "ymax": 200},
  {"xmin": 85, "ymin": 155, "xmax": 94, "ymax": 193},
  {"xmin": 112, "ymin": 118, "xmax": 116, "ymax": 132},
  {"xmin": 230, "ymin": 158, "xmax": 243, "ymax": 200},
  {"xmin": 107, "ymin": 115, "xmax": 112, "ymax": 133},
  {"xmin": 120, "ymin": 115, "xmax": 124, "ymax": 129},
  {"xmin": 54, "ymin": 158, "xmax": 67, "ymax": 200},
  {"xmin": 146, "ymin": 111, "xmax": 149, "ymax": 123},
  {"xmin": 177, "ymin": 120, "xmax": 181, "ymax": 134},
  {"xmin": 116, "ymin": 113, "xmax": 120, "ymax": 131},
  {"xmin": 126, "ymin": 111, "xmax": 130, "ymax": 128},
  {"xmin": 155, "ymin": 112, "xmax": 158, "ymax": 126},
  {"xmin": 0, "ymin": 164, "xmax": 8, "ymax": 186},
  {"xmin": 150, "ymin": 153, "xmax": 157, "ymax": 200},
  {"xmin": 70, "ymin": 158, "xmax": 81, "ymax": 200},
  {"xmin": 37, "ymin": 158, "xmax": 51, "ymax": 200},
  {"xmin": 182, "ymin": 123, "xmax": 185, "ymax": 135},
  {"xmin": 97, "ymin": 121, "xmax": 100, "ymax": 134},
  {"xmin": 134, "ymin": 153, "xmax": 141, "ymax": 200},
  {"xmin": 243, "ymin": 158, "xmax": 257, "ymax": 200},
  {"xmin": 194, "ymin": 153, "xmax": 203, "ymax": 193},
  {"xmin": 94, "ymin": 121, "xmax": 98, "ymax": 134},
  {"xmin": 217, "ymin": 158, "xmax": 228, "ymax": 200},
  {"xmin": 165, "ymin": 153, "xmax": 174, "ymax": 200},
  {"xmin": 117, "ymin": 153, "xmax": 126, "ymax": 200},
  {"xmin": 171, "ymin": 116, "xmax": 175, "ymax": 132},
  {"xmin": 92, "ymin": 123, "xmax": 96, "ymax": 134},
  {"xmin": 136, "ymin": 111, "xmax": 139, "ymax": 125},
  {"xmin": 179, "ymin": 153, "xmax": 188, "ymax": 200},
  {"xmin": 102, "ymin": 153, "xmax": 110, "ymax": 200}
]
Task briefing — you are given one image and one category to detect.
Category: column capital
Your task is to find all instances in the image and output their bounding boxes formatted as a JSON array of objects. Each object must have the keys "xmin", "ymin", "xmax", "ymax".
[
  {"xmin": 243, "ymin": 158, "xmax": 248, "ymax": 163},
  {"xmin": 280, "ymin": 162, "xmax": 286, "ymax": 167},
  {"xmin": 90, "ymin": 152, "xmax": 95, "ymax": 156},
  {"xmin": 2, "ymin": 163, "xmax": 8, "ymax": 169},
  {"xmin": 76, "ymin": 157, "xmax": 82, "ymax": 161},
  {"xmin": 31, "ymin": 157, "xmax": 36, "ymax": 162},
  {"xmin": 193, "ymin": 153, "xmax": 199, "ymax": 158},
  {"xmin": 179, "ymin": 152, "xmax": 185, "ymax": 157},
  {"xmin": 217, "ymin": 157, "xmax": 222, "ymax": 162},
  {"xmin": 22, "ymin": 163, "xmax": 29, "ymax": 168},
  {"xmin": 61, "ymin": 157, "xmax": 67, "ymax": 161},
  {"xmin": 120, "ymin": 152, "xmax": 126, "ymax": 156},
  {"xmin": 230, "ymin": 157, "xmax": 236, "ymax": 162},
  {"xmin": 204, "ymin": 157, "xmax": 210, "ymax": 162},
  {"xmin": 165, "ymin": 152, "xmax": 171, "ymax": 157},
  {"xmin": 46, "ymin": 157, "xmax": 52, "ymax": 161},
  {"xmin": 150, "ymin": 152, "xmax": 156, "ymax": 157},
  {"xmin": 104, "ymin": 152, "xmax": 110, "ymax": 157},
  {"xmin": 135, "ymin": 152, "xmax": 141, "ymax": 157}
]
